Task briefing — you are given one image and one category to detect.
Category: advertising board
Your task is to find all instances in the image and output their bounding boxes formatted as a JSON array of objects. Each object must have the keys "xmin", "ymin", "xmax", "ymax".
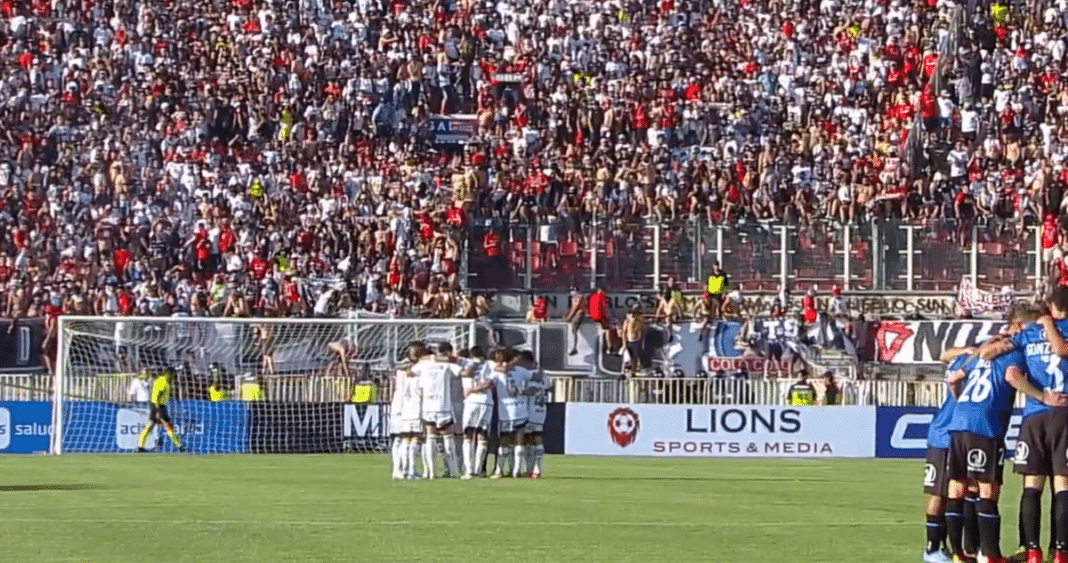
[{"xmin": 565, "ymin": 403, "xmax": 876, "ymax": 458}]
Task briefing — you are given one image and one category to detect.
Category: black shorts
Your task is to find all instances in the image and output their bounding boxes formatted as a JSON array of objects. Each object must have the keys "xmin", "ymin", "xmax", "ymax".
[
  {"xmin": 924, "ymin": 447, "xmax": 951, "ymax": 497},
  {"xmin": 948, "ymin": 431, "xmax": 1005, "ymax": 485},
  {"xmin": 768, "ymin": 343, "xmax": 784, "ymax": 361},
  {"xmin": 1012, "ymin": 409, "xmax": 1068, "ymax": 477},
  {"xmin": 149, "ymin": 404, "xmax": 172, "ymax": 425}
]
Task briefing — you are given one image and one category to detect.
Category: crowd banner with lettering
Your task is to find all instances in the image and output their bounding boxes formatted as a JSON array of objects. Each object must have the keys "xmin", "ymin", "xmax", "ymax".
[
  {"xmin": 565, "ymin": 403, "xmax": 876, "ymax": 457},
  {"xmin": 490, "ymin": 292, "xmax": 961, "ymax": 320},
  {"xmin": 429, "ymin": 114, "xmax": 478, "ymax": 145},
  {"xmin": 958, "ymin": 277, "xmax": 1015, "ymax": 317},
  {"xmin": 0, "ymin": 318, "xmax": 45, "ymax": 374},
  {"xmin": 876, "ymin": 406, "xmax": 1022, "ymax": 459},
  {"xmin": 874, "ymin": 320, "xmax": 1006, "ymax": 364}
]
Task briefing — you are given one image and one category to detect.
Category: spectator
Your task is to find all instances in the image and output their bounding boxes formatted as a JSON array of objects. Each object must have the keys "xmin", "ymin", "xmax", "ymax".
[{"xmin": 822, "ymin": 371, "xmax": 841, "ymax": 405}]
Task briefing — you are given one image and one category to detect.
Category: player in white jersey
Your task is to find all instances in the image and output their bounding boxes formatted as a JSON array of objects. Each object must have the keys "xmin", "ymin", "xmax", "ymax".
[
  {"xmin": 397, "ymin": 342, "xmax": 428, "ymax": 479},
  {"xmin": 507, "ymin": 353, "xmax": 535, "ymax": 478},
  {"xmin": 460, "ymin": 347, "xmax": 495, "ymax": 478},
  {"xmin": 491, "ymin": 348, "xmax": 529, "ymax": 478},
  {"xmin": 389, "ymin": 366, "xmax": 406, "ymax": 479},
  {"xmin": 414, "ymin": 346, "xmax": 461, "ymax": 479},
  {"xmin": 440, "ymin": 342, "xmax": 465, "ymax": 477},
  {"xmin": 518, "ymin": 350, "xmax": 548, "ymax": 478}
]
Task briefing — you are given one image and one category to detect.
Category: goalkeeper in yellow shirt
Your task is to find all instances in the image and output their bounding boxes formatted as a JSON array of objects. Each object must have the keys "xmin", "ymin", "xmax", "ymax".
[{"xmin": 137, "ymin": 367, "xmax": 187, "ymax": 453}]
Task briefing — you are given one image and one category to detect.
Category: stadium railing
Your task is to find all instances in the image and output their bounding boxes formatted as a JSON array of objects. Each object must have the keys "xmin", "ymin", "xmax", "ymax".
[
  {"xmin": 465, "ymin": 218, "xmax": 1041, "ymax": 294},
  {"xmin": 0, "ymin": 373, "xmax": 976, "ymax": 408}
]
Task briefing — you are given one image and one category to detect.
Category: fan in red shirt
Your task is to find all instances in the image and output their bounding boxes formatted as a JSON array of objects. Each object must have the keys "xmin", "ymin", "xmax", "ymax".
[
  {"xmin": 588, "ymin": 287, "xmax": 610, "ymax": 329},
  {"xmin": 1042, "ymin": 214, "xmax": 1060, "ymax": 264},
  {"xmin": 526, "ymin": 296, "xmax": 549, "ymax": 322}
]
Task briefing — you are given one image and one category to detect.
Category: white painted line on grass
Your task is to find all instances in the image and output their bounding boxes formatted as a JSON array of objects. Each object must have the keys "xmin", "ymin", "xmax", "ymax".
[{"xmin": 0, "ymin": 517, "xmax": 914, "ymax": 528}]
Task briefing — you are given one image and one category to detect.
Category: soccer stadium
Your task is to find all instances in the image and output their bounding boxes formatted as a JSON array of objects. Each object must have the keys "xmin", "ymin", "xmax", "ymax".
[{"xmin": 1, "ymin": 0, "xmax": 1065, "ymax": 560}]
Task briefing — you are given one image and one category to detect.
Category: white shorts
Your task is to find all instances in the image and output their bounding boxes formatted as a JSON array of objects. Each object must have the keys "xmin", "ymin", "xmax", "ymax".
[
  {"xmin": 525, "ymin": 423, "xmax": 544, "ymax": 434},
  {"xmin": 422, "ymin": 411, "xmax": 453, "ymax": 429},
  {"xmin": 450, "ymin": 402, "xmax": 465, "ymax": 434},
  {"xmin": 463, "ymin": 403, "xmax": 493, "ymax": 432},
  {"xmin": 499, "ymin": 418, "xmax": 527, "ymax": 435},
  {"xmin": 397, "ymin": 418, "xmax": 423, "ymax": 435}
]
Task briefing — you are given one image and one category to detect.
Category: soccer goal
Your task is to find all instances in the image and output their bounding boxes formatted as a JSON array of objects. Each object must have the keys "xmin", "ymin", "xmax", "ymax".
[{"xmin": 50, "ymin": 316, "xmax": 476, "ymax": 455}]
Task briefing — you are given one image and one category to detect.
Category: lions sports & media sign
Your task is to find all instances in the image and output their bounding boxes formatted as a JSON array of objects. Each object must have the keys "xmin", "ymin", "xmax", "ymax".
[
  {"xmin": 565, "ymin": 403, "xmax": 877, "ymax": 457},
  {"xmin": 874, "ymin": 407, "xmax": 1024, "ymax": 459}
]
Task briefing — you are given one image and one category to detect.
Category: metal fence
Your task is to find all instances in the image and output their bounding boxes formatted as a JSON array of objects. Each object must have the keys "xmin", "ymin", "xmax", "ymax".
[
  {"xmin": 465, "ymin": 218, "xmax": 1042, "ymax": 294},
  {"xmin": 1, "ymin": 374, "xmax": 992, "ymax": 408}
]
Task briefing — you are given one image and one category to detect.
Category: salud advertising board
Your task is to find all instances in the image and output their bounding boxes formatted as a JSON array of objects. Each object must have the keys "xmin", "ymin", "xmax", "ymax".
[
  {"xmin": 565, "ymin": 403, "xmax": 876, "ymax": 458},
  {"xmin": 875, "ymin": 406, "xmax": 1023, "ymax": 459}
]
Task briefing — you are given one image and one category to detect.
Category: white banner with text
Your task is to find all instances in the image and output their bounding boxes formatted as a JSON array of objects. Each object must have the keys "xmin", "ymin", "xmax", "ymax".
[{"xmin": 564, "ymin": 403, "xmax": 877, "ymax": 458}]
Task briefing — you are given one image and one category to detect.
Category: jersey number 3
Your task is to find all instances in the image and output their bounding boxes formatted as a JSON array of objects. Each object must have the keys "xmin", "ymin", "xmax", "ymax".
[
  {"xmin": 958, "ymin": 365, "xmax": 993, "ymax": 404},
  {"xmin": 1046, "ymin": 355, "xmax": 1066, "ymax": 392}
]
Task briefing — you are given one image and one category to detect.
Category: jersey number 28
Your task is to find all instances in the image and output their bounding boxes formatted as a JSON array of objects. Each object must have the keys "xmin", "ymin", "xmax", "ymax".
[{"xmin": 958, "ymin": 364, "xmax": 993, "ymax": 404}]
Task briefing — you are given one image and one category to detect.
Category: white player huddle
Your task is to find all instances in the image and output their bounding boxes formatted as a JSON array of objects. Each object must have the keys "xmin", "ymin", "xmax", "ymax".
[{"xmin": 389, "ymin": 342, "xmax": 548, "ymax": 480}]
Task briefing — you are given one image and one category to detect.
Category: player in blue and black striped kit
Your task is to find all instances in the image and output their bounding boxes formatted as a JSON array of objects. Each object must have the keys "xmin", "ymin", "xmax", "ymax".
[
  {"xmin": 982, "ymin": 288, "xmax": 1068, "ymax": 563},
  {"xmin": 944, "ymin": 305, "xmax": 1064, "ymax": 563},
  {"xmin": 923, "ymin": 348, "xmax": 986, "ymax": 563}
]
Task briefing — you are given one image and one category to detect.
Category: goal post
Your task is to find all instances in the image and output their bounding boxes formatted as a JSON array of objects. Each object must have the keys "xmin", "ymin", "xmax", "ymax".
[{"xmin": 50, "ymin": 316, "xmax": 476, "ymax": 455}]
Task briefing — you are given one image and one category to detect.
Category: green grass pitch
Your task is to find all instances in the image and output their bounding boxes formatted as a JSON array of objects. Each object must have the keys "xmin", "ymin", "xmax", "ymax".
[{"xmin": 0, "ymin": 455, "xmax": 1031, "ymax": 562}]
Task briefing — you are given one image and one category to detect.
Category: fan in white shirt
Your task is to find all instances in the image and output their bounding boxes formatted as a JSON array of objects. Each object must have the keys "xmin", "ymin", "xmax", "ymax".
[{"xmin": 413, "ymin": 344, "xmax": 461, "ymax": 479}]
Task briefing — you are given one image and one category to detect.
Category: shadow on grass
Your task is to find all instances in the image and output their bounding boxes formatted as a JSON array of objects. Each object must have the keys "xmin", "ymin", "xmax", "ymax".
[
  {"xmin": 0, "ymin": 484, "xmax": 106, "ymax": 492},
  {"xmin": 550, "ymin": 476, "xmax": 830, "ymax": 482}
]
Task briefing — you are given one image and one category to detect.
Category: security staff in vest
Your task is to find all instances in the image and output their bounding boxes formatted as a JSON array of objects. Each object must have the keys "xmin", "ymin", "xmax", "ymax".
[
  {"xmin": 240, "ymin": 374, "xmax": 265, "ymax": 401},
  {"xmin": 706, "ymin": 263, "xmax": 729, "ymax": 311},
  {"xmin": 351, "ymin": 373, "xmax": 378, "ymax": 404},
  {"xmin": 787, "ymin": 369, "xmax": 817, "ymax": 406},
  {"xmin": 822, "ymin": 370, "xmax": 841, "ymax": 405},
  {"xmin": 207, "ymin": 363, "xmax": 230, "ymax": 401}
]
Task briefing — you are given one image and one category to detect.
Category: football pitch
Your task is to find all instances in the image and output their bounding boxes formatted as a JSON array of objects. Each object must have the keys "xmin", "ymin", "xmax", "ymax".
[{"xmin": 0, "ymin": 455, "xmax": 1026, "ymax": 562}]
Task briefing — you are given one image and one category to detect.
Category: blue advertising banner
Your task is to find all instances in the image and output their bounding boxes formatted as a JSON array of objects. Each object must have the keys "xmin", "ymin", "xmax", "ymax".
[
  {"xmin": 63, "ymin": 400, "xmax": 250, "ymax": 454},
  {"xmin": 875, "ymin": 406, "xmax": 1023, "ymax": 459},
  {"xmin": 0, "ymin": 401, "xmax": 52, "ymax": 454}
]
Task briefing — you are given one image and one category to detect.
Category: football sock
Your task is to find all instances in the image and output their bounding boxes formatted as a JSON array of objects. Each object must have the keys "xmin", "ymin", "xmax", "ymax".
[
  {"xmin": 497, "ymin": 445, "xmax": 513, "ymax": 475},
  {"xmin": 1054, "ymin": 491, "xmax": 1068, "ymax": 552},
  {"xmin": 137, "ymin": 422, "xmax": 156, "ymax": 449},
  {"xmin": 525, "ymin": 444, "xmax": 536, "ymax": 473},
  {"xmin": 977, "ymin": 498, "xmax": 1002, "ymax": 559},
  {"xmin": 391, "ymin": 437, "xmax": 401, "ymax": 475},
  {"xmin": 462, "ymin": 437, "xmax": 474, "ymax": 476},
  {"xmin": 946, "ymin": 499, "xmax": 965, "ymax": 555},
  {"xmin": 533, "ymin": 444, "xmax": 544, "ymax": 473},
  {"xmin": 452, "ymin": 436, "xmax": 464, "ymax": 474},
  {"xmin": 513, "ymin": 445, "xmax": 526, "ymax": 476},
  {"xmin": 407, "ymin": 441, "xmax": 420, "ymax": 477},
  {"xmin": 475, "ymin": 440, "xmax": 488, "ymax": 476},
  {"xmin": 442, "ymin": 435, "xmax": 459, "ymax": 477},
  {"xmin": 398, "ymin": 438, "xmax": 409, "ymax": 475},
  {"xmin": 964, "ymin": 495, "xmax": 980, "ymax": 554},
  {"xmin": 1053, "ymin": 492, "xmax": 1060, "ymax": 553},
  {"xmin": 1021, "ymin": 487, "xmax": 1043, "ymax": 549},
  {"xmin": 424, "ymin": 436, "xmax": 438, "ymax": 479},
  {"xmin": 165, "ymin": 426, "xmax": 182, "ymax": 449},
  {"xmin": 926, "ymin": 514, "xmax": 947, "ymax": 554}
]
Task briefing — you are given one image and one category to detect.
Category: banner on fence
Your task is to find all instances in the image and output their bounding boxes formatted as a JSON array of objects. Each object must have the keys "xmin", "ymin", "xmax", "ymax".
[
  {"xmin": 0, "ymin": 318, "xmax": 45, "ymax": 373},
  {"xmin": 874, "ymin": 320, "xmax": 1006, "ymax": 364},
  {"xmin": 491, "ymin": 292, "xmax": 960, "ymax": 319},
  {"xmin": 429, "ymin": 114, "xmax": 478, "ymax": 145},
  {"xmin": 0, "ymin": 401, "xmax": 51, "ymax": 453},
  {"xmin": 564, "ymin": 403, "xmax": 876, "ymax": 457},
  {"xmin": 958, "ymin": 277, "xmax": 1015, "ymax": 317},
  {"xmin": 875, "ymin": 406, "xmax": 1023, "ymax": 458}
]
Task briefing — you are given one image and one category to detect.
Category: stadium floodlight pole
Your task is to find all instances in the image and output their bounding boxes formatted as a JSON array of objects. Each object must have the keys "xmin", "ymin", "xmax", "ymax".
[{"xmin": 51, "ymin": 316, "xmax": 69, "ymax": 455}]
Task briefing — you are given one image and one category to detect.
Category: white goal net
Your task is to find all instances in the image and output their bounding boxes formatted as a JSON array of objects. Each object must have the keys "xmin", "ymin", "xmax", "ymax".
[{"xmin": 51, "ymin": 316, "xmax": 476, "ymax": 455}]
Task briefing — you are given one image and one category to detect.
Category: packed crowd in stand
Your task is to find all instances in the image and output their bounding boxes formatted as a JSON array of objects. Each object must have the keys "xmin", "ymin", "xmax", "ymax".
[{"xmin": 0, "ymin": 0, "xmax": 1063, "ymax": 328}]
